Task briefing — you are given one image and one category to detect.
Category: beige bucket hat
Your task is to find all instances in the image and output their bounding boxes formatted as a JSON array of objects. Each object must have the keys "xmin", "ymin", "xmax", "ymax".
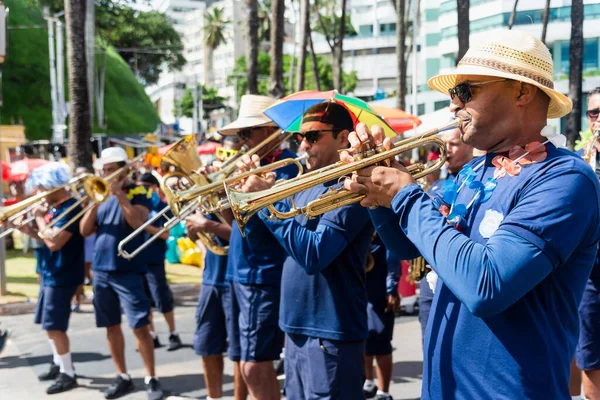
[
  {"xmin": 428, "ymin": 30, "xmax": 572, "ymax": 119},
  {"xmin": 219, "ymin": 95, "xmax": 278, "ymax": 135}
]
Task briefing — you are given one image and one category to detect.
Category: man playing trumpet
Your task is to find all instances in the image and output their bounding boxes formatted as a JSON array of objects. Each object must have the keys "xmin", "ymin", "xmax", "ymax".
[
  {"xmin": 238, "ymin": 102, "xmax": 374, "ymax": 399},
  {"xmin": 343, "ymin": 30, "xmax": 600, "ymax": 398}
]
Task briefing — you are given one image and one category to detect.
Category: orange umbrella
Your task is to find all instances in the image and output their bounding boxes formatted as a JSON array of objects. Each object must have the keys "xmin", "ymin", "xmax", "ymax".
[{"xmin": 370, "ymin": 105, "xmax": 421, "ymax": 134}]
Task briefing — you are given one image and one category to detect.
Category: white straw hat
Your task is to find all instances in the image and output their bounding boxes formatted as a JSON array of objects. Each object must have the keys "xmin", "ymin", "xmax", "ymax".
[
  {"xmin": 428, "ymin": 30, "xmax": 572, "ymax": 119},
  {"xmin": 219, "ymin": 95, "xmax": 277, "ymax": 135}
]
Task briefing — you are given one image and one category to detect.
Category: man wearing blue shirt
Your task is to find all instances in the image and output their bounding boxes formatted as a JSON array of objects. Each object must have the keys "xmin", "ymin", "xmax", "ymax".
[
  {"xmin": 220, "ymin": 94, "xmax": 298, "ymax": 399},
  {"xmin": 363, "ymin": 236, "xmax": 400, "ymax": 400},
  {"xmin": 185, "ymin": 136, "xmax": 249, "ymax": 400},
  {"xmin": 15, "ymin": 163, "xmax": 84, "ymax": 395},
  {"xmin": 80, "ymin": 147, "xmax": 163, "ymax": 400},
  {"xmin": 136, "ymin": 173, "xmax": 182, "ymax": 352},
  {"xmin": 238, "ymin": 102, "xmax": 374, "ymax": 399},
  {"xmin": 343, "ymin": 30, "xmax": 600, "ymax": 399},
  {"xmin": 419, "ymin": 128, "xmax": 473, "ymax": 343}
]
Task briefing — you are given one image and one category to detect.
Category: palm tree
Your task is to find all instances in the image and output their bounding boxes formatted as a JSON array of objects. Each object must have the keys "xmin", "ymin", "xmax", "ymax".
[
  {"xmin": 396, "ymin": 0, "xmax": 407, "ymax": 110},
  {"xmin": 456, "ymin": 0, "xmax": 469, "ymax": 63},
  {"xmin": 508, "ymin": 0, "xmax": 519, "ymax": 29},
  {"xmin": 269, "ymin": 0, "xmax": 285, "ymax": 98},
  {"xmin": 315, "ymin": 0, "xmax": 348, "ymax": 92},
  {"xmin": 296, "ymin": 0, "xmax": 310, "ymax": 92},
  {"xmin": 65, "ymin": 0, "xmax": 93, "ymax": 171},
  {"xmin": 540, "ymin": 0, "xmax": 551, "ymax": 44},
  {"xmin": 308, "ymin": 25, "xmax": 322, "ymax": 91},
  {"xmin": 566, "ymin": 0, "xmax": 584, "ymax": 148},
  {"xmin": 203, "ymin": 7, "xmax": 230, "ymax": 87},
  {"xmin": 245, "ymin": 0, "xmax": 259, "ymax": 93}
]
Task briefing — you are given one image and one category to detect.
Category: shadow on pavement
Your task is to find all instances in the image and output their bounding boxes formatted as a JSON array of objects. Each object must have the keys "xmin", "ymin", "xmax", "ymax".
[
  {"xmin": 0, "ymin": 351, "xmax": 111, "ymax": 369},
  {"xmin": 158, "ymin": 372, "xmax": 235, "ymax": 397},
  {"xmin": 392, "ymin": 360, "xmax": 423, "ymax": 383}
]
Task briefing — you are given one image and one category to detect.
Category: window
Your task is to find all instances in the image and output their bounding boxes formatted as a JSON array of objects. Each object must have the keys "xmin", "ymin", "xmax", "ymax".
[
  {"xmin": 358, "ymin": 25, "xmax": 374, "ymax": 37},
  {"xmin": 434, "ymin": 100, "xmax": 448, "ymax": 111},
  {"xmin": 558, "ymin": 38, "xmax": 599, "ymax": 74},
  {"xmin": 425, "ymin": 33, "xmax": 440, "ymax": 47},
  {"xmin": 441, "ymin": 53, "xmax": 456, "ymax": 70},
  {"xmin": 418, "ymin": 103, "xmax": 425, "ymax": 116},
  {"xmin": 440, "ymin": 1, "xmax": 455, "ymax": 13},
  {"xmin": 379, "ymin": 23, "xmax": 396, "ymax": 35},
  {"xmin": 426, "ymin": 58, "xmax": 440, "ymax": 80},
  {"xmin": 424, "ymin": 8, "xmax": 439, "ymax": 22}
]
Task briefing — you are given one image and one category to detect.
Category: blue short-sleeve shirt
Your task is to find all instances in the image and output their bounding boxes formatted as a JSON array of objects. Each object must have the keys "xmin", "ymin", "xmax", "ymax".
[
  {"xmin": 390, "ymin": 145, "xmax": 600, "ymax": 399},
  {"xmin": 40, "ymin": 198, "xmax": 85, "ymax": 287},
  {"xmin": 93, "ymin": 184, "xmax": 153, "ymax": 273},
  {"xmin": 202, "ymin": 213, "xmax": 229, "ymax": 287},
  {"xmin": 145, "ymin": 198, "xmax": 169, "ymax": 267},
  {"xmin": 226, "ymin": 149, "xmax": 300, "ymax": 286}
]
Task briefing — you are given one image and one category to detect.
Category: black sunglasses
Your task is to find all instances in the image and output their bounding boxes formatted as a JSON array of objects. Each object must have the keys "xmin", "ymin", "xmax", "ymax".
[
  {"xmin": 449, "ymin": 79, "xmax": 508, "ymax": 104},
  {"xmin": 587, "ymin": 108, "xmax": 600, "ymax": 119},
  {"xmin": 237, "ymin": 128, "xmax": 260, "ymax": 140},
  {"xmin": 294, "ymin": 129, "xmax": 341, "ymax": 144}
]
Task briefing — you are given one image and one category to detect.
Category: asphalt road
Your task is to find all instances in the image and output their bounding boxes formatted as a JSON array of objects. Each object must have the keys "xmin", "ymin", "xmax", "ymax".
[{"xmin": 0, "ymin": 297, "xmax": 424, "ymax": 399}]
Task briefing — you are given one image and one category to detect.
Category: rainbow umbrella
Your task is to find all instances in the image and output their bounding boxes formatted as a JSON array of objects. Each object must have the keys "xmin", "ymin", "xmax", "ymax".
[{"xmin": 263, "ymin": 90, "xmax": 398, "ymax": 138}]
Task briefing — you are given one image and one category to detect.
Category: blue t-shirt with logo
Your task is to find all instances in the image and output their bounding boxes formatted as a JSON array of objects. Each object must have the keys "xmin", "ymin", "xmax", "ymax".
[
  {"xmin": 40, "ymin": 198, "xmax": 85, "ymax": 287},
  {"xmin": 370, "ymin": 144, "xmax": 600, "ymax": 398},
  {"xmin": 202, "ymin": 213, "xmax": 229, "ymax": 287},
  {"xmin": 258, "ymin": 181, "xmax": 374, "ymax": 341},
  {"xmin": 146, "ymin": 198, "xmax": 169, "ymax": 267},
  {"xmin": 226, "ymin": 149, "xmax": 300, "ymax": 286},
  {"xmin": 93, "ymin": 184, "xmax": 153, "ymax": 273}
]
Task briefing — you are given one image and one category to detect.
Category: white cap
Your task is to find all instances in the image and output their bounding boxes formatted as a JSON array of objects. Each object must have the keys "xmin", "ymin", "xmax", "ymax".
[{"xmin": 93, "ymin": 147, "xmax": 129, "ymax": 170}]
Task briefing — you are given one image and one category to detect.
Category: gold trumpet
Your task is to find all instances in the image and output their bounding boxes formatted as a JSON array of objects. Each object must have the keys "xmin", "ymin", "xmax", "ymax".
[
  {"xmin": 224, "ymin": 118, "xmax": 462, "ymax": 235},
  {"xmin": 583, "ymin": 130, "xmax": 600, "ymax": 174}
]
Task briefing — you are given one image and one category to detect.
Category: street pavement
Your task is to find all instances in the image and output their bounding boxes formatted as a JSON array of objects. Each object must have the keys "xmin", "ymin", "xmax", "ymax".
[{"xmin": 0, "ymin": 296, "xmax": 423, "ymax": 399}]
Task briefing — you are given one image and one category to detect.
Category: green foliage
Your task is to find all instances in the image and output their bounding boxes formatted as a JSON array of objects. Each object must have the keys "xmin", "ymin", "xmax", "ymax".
[
  {"xmin": 96, "ymin": 3, "xmax": 186, "ymax": 85},
  {"xmin": 312, "ymin": 13, "xmax": 357, "ymax": 39},
  {"xmin": 257, "ymin": 0, "xmax": 271, "ymax": 42},
  {"xmin": 178, "ymin": 86, "xmax": 229, "ymax": 118},
  {"xmin": 2, "ymin": 0, "xmax": 160, "ymax": 139},
  {"xmin": 229, "ymin": 51, "xmax": 358, "ymax": 100},
  {"xmin": 203, "ymin": 7, "xmax": 230, "ymax": 50}
]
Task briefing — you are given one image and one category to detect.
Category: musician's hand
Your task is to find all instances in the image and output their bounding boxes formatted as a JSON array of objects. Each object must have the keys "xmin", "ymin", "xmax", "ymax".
[
  {"xmin": 235, "ymin": 154, "xmax": 276, "ymax": 192},
  {"xmin": 33, "ymin": 204, "xmax": 49, "ymax": 218},
  {"xmin": 385, "ymin": 293, "xmax": 401, "ymax": 313},
  {"xmin": 236, "ymin": 154, "xmax": 261, "ymax": 173},
  {"xmin": 341, "ymin": 124, "xmax": 415, "ymax": 208},
  {"xmin": 185, "ymin": 212, "xmax": 211, "ymax": 238},
  {"xmin": 109, "ymin": 180, "xmax": 123, "ymax": 195}
]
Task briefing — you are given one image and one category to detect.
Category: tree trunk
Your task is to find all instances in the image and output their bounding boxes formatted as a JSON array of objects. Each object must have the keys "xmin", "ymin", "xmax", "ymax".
[
  {"xmin": 295, "ymin": 0, "xmax": 309, "ymax": 92},
  {"xmin": 566, "ymin": 0, "xmax": 584, "ymax": 149},
  {"xmin": 65, "ymin": 0, "xmax": 93, "ymax": 171},
  {"xmin": 245, "ymin": 0, "xmax": 259, "ymax": 94},
  {"xmin": 269, "ymin": 0, "xmax": 285, "ymax": 98},
  {"xmin": 508, "ymin": 0, "xmax": 519, "ymax": 30},
  {"xmin": 540, "ymin": 0, "xmax": 551, "ymax": 44},
  {"xmin": 396, "ymin": 0, "xmax": 406, "ymax": 110},
  {"xmin": 456, "ymin": 0, "xmax": 469, "ymax": 64},
  {"xmin": 308, "ymin": 26, "xmax": 321, "ymax": 91},
  {"xmin": 333, "ymin": 0, "xmax": 347, "ymax": 92}
]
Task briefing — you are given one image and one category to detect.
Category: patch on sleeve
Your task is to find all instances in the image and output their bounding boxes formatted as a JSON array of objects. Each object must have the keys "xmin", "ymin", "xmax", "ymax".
[{"xmin": 478, "ymin": 209, "xmax": 504, "ymax": 239}]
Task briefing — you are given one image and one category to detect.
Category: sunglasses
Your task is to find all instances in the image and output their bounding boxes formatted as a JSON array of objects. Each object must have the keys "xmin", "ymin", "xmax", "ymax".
[
  {"xmin": 587, "ymin": 108, "xmax": 600, "ymax": 119},
  {"xmin": 294, "ymin": 129, "xmax": 340, "ymax": 144},
  {"xmin": 449, "ymin": 79, "xmax": 509, "ymax": 104},
  {"xmin": 237, "ymin": 128, "xmax": 263, "ymax": 140}
]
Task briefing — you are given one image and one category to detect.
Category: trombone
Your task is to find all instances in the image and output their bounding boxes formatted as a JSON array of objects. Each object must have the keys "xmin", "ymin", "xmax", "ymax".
[{"xmin": 224, "ymin": 118, "xmax": 463, "ymax": 235}]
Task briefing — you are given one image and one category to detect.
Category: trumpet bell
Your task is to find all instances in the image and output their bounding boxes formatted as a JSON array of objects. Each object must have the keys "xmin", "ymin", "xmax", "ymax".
[{"xmin": 83, "ymin": 176, "xmax": 110, "ymax": 203}]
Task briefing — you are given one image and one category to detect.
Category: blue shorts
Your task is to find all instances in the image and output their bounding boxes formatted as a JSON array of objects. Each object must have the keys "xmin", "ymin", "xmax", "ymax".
[
  {"xmin": 194, "ymin": 284, "xmax": 239, "ymax": 360},
  {"xmin": 576, "ymin": 279, "xmax": 600, "ymax": 370},
  {"xmin": 34, "ymin": 285, "xmax": 78, "ymax": 331},
  {"xmin": 92, "ymin": 270, "xmax": 150, "ymax": 329},
  {"xmin": 365, "ymin": 305, "xmax": 395, "ymax": 356},
  {"xmin": 418, "ymin": 279, "xmax": 434, "ymax": 343},
  {"xmin": 232, "ymin": 281, "xmax": 283, "ymax": 362},
  {"xmin": 285, "ymin": 333, "xmax": 365, "ymax": 400},
  {"xmin": 144, "ymin": 264, "xmax": 174, "ymax": 314}
]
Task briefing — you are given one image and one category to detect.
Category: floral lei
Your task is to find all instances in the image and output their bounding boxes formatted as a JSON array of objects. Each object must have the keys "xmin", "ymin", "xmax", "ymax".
[{"xmin": 439, "ymin": 126, "xmax": 566, "ymax": 230}]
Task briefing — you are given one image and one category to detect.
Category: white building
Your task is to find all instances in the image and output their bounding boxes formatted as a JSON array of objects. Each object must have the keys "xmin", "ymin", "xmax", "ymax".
[
  {"xmin": 147, "ymin": 0, "xmax": 245, "ymax": 134},
  {"xmin": 312, "ymin": 0, "xmax": 600, "ymax": 133}
]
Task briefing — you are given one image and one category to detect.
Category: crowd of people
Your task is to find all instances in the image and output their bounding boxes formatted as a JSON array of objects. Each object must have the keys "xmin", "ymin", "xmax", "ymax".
[{"xmin": 1, "ymin": 29, "xmax": 600, "ymax": 400}]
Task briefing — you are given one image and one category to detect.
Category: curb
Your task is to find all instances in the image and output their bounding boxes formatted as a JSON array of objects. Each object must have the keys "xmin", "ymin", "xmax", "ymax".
[{"xmin": 0, "ymin": 283, "xmax": 200, "ymax": 316}]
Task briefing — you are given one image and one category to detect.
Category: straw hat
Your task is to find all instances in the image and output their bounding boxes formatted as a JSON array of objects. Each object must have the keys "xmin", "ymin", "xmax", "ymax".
[
  {"xmin": 428, "ymin": 30, "xmax": 572, "ymax": 119},
  {"xmin": 219, "ymin": 95, "xmax": 277, "ymax": 135}
]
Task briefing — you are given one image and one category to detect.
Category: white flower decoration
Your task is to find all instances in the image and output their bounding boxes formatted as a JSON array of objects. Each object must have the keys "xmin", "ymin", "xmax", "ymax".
[
  {"xmin": 426, "ymin": 270, "xmax": 439, "ymax": 294},
  {"xmin": 541, "ymin": 125, "xmax": 567, "ymax": 149}
]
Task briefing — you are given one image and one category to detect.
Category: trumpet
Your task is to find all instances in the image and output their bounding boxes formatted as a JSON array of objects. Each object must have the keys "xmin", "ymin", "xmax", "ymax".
[
  {"xmin": 583, "ymin": 130, "xmax": 600, "ymax": 175},
  {"xmin": 224, "ymin": 118, "xmax": 463, "ymax": 234},
  {"xmin": 118, "ymin": 173, "xmax": 229, "ymax": 259}
]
